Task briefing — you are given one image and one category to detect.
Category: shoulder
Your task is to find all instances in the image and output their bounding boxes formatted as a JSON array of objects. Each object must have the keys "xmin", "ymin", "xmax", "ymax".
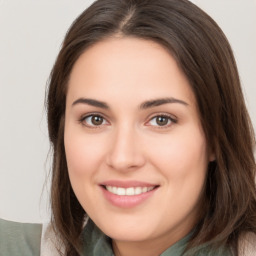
[
  {"xmin": 0, "ymin": 218, "xmax": 42, "ymax": 256},
  {"xmin": 238, "ymin": 232, "xmax": 256, "ymax": 256},
  {"xmin": 0, "ymin": 218, "xmax": 63, "ymax": 256}
]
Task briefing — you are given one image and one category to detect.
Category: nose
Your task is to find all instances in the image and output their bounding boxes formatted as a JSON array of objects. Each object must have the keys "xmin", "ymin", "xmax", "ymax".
[{"xmin": 106, "ymin": 125, "xmax": 146, "ymax": 172}]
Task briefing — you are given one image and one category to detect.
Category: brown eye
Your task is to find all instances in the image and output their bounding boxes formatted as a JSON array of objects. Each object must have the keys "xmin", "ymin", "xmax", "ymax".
[
  {"xmin": 91, "ymin": 115, "xmax": 104, "ymax": 125},
  {"xmin": 147, "ymin": 115, "xmax": 176, "ymax": 128},
  {"xmin": 156, "ymin": 116, "xmax": 169, "ymax": 126},
  {"xmin": 82, "ymin": 114, "xmax": 107, "ymax": 127}
]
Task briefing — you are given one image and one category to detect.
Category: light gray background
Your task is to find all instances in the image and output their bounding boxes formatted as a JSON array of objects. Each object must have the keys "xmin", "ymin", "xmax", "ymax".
[{"xmin": 0, "ymin": 0, "xmax": 255, "ymax": 223}]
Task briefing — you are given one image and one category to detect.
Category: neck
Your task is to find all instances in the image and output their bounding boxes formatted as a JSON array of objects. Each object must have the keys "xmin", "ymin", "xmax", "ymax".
[
  {"xmin": 112, "ymin": 229, "xmax": 190, "ymax": 256},
  {"xmin": 112, "ymin": 240, "xmax": 165, "ymax": 256}
]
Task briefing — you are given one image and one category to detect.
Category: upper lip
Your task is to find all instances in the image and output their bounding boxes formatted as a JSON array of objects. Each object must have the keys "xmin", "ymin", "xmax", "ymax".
[{"xmin": 100, "ymin": 180, "xmax": 159, "ymax": 188}]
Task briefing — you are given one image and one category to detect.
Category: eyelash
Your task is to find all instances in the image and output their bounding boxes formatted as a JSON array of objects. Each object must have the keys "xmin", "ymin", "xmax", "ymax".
[
  {"xmin": 146, "ymin": 114, "xmax": 177, "ymax": 128},
  {"xmin": 79, "ymin": 113, "xmax": 177, "ymax": 129},
  {"xmin": 79, "ymin": 113, "xmax": 109, "ymax": 128}
]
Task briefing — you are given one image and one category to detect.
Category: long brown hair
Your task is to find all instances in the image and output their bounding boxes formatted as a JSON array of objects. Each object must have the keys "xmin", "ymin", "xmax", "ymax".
[{"xmin": 46, "ymin": 0, "xmax": 256, "ymax": 255}]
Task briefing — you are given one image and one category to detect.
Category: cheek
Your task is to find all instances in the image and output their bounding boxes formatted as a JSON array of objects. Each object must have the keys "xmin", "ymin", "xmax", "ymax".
[
  {"xmin": 153, "ymin": 129, "xmax": 208, "ymax": 215},
  {"xmin": 148, "ymin": 126, "xmax": 208, "ymax": 183},
  {"xmin": 64, "ymin": 129, "xmax": 105, "ymax": 177},
  {"xmin": 64, "ymin": 127, "xmax": 107, "ymax": 209}
]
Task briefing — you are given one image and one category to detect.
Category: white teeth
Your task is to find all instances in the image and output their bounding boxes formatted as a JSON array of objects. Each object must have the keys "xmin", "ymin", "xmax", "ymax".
[
  {"xmin": 142, "ymin": 187, "xmax": 147, "ymax": 193},
  {"xmin": 126, "ymin": 187, "xmax": 134, "ymax": 195},
  {"xmin": 135, "ymin": 187, "xmax": 142, "ymax": 195},
  {"xmin": 117, "ymin": 187, "xmax": 125, "ymax": 195},
  {"xmin": 105, "ymin": 186, "xmax": 155, "ymax": 196}
]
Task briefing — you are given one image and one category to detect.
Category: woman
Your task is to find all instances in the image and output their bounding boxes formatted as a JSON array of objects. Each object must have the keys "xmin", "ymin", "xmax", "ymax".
[{"xmin": 1, "ymin": 0, "xmax": 255, "ymax": 255}]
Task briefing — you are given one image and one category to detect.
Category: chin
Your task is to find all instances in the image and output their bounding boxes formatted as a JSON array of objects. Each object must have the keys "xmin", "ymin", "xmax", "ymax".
[
  {"xmin": 95, "ymin": 217, "xmax": 157, "ymax": 242},
  {"xmin": 106, "ymin": 229, "xmax": 152, "ymax": 242}
]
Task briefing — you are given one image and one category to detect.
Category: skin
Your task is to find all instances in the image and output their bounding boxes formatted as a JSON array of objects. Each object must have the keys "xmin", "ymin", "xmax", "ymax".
[{"xmin": 64, "ymin": 37, "xmax": 215, "ymax": 256}]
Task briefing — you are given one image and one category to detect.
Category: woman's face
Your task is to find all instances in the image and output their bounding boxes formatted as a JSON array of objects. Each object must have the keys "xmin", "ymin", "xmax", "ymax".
[{"xmin": 65, "ymin": 37, "xmax": 214, "ymax": 251}]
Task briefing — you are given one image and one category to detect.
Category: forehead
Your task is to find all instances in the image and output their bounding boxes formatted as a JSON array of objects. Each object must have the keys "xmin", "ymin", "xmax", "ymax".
[{"xmin": 67, "ymin": 37, "xmax": 196, "ymax": 107}]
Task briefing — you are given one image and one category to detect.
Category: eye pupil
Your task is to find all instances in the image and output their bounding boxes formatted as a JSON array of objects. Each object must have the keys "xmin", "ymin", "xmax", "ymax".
[
  {"xmin": 156, "ymin": 116, "xmax": 168, "ymax": 126},
  {"xmin": 92, "ymin": 116, "xmax": 103, "ymax": 125}
]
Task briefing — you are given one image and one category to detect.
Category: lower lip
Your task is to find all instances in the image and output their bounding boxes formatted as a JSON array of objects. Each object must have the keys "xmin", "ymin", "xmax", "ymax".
[{"xmin": 100, "ymin": 186, "xmax": 158, "ymax": 208}]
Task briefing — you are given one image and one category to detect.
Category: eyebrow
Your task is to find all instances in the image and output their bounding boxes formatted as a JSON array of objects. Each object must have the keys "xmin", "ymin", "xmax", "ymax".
[
  {"xmin": 72, "ymin": 98, "xmax": 109, "ymax": 109},
  {"xmin": 72, "ymin": 97, "xmax": 188, "ymax": 109},
  {"xmin": 140, "ymin": 97, "xmax": 188, "ymax": 109}
]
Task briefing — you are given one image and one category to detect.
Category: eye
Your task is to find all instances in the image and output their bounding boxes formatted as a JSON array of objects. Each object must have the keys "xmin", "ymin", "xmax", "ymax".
[
  {"xmin": 80, "ymin": 114, "xmax": 108, "ymax": 127},
  {"xmin": 147, "ymin": 115, "xmax": 176, "ymax": 127}
]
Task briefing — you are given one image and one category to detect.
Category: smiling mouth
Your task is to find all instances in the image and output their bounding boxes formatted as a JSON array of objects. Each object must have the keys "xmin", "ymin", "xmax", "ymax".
[{"xmin": 102, "ymin": 185, "xmax": 158, "ymax": 196}]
